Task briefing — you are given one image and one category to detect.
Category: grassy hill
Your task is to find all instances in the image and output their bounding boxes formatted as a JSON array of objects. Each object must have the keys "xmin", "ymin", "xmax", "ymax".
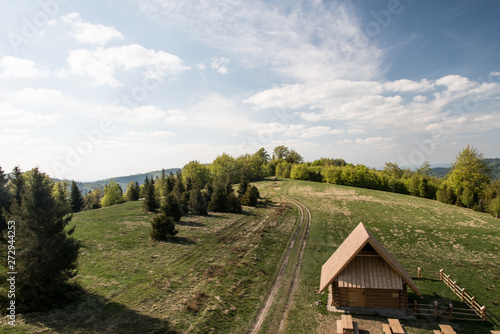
[{"xmin": 1, "ymin": 179, "xmax": 499, "ymax": 333}]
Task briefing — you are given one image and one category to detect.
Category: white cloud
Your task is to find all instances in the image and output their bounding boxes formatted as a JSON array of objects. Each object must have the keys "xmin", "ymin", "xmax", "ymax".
[
  {"xmin": 62, "ymin": 12, "xmax": 124, "ymax": 45},
  {"xmin": 67, "ymin": 44, "xmax": 189, "ymax": 87},
  {"xmin": 211, "ymin": 57, "xmax": 230, "ymax": 74},
  {"xmin": 384, "ymin": 79, "xmax": 434, "ymax": 92},
  {"xmin": 0, "ymin": 102, "xmax": 59, "ymax": 125},
  {"xmin": 137, "ymin": 0, "xmax": 384, "ymax": 82},
  {"xmin": 436, "ymin": 75, "xmax": 474, "ymax": 91},
  {"xmin": 0, "ymin": 56, "xmax": 49, "ymax": 79}
]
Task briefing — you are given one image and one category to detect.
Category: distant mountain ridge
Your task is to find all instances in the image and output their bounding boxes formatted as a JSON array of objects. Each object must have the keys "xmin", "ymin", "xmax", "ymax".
[
  {"xmin": 431, "ymin": 158, "xmax": 500, "ymax": 180},
  {"xmin": 75, "ymin": 168, "xmax": 181, "ymax": 194}
]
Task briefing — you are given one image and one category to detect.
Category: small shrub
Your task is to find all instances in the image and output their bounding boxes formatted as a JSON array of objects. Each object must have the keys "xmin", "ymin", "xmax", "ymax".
[{"xmin": 150, "ymin": 214, "xmax": 178, "ymax": 241}]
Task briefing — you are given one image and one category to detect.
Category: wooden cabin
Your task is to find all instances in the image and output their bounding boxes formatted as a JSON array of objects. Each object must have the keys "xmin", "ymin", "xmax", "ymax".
[{"xmin": 319, "ymin": 223, "xmax": 422, "ymax": 310}]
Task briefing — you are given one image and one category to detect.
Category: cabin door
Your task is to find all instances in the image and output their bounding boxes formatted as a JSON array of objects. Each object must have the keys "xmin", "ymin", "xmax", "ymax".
[{"xmin": 347, "ymin": 288, "xmax": 366, "ymax": 307}]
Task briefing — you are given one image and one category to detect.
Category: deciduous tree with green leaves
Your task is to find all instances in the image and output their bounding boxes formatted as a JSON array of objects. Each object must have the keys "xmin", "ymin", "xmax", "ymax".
[
  {"xmin": 447, "ymin": 145, "xmax": 491, "ymax": 207},
  {"xmin": 101, "ymin": 180, "xmax": 123, "ymax": 207}
]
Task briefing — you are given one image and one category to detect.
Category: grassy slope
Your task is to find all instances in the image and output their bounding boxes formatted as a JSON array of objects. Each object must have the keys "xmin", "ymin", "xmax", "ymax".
[
  {"xmin": 1, "ymin": 179, "xmax": 499, "ymax": 333},
  {"xmin": 0, "ymin": 182, "xmax": 297, "ymax": 333},
  {"xmin": 280, "ymin": 179, "xmax": 500, "ymax": 334}
]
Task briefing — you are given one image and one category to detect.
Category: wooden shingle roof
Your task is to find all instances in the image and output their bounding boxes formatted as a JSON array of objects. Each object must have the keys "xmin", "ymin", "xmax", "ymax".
[{"xmin": 319, "ymin": 223, "xmax": 422, "ymax": 296}]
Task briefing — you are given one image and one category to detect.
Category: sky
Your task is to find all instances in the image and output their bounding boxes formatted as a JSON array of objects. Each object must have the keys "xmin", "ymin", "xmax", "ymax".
[{"xmin": 1, "ymin": 0, "xmax": 499, "ymax": 181}]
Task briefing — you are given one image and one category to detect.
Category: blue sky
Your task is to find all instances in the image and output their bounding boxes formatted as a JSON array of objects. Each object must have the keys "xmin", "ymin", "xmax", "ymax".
[{"xmin": 1, "ymin": 0, "xmax": 499, "ymax": 181}]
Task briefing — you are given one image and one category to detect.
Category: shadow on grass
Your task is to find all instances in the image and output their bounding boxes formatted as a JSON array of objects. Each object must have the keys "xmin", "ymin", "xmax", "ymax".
[
  {"xmin": 22, "ymin": 291, "xmax": 178, "ymax": 334},
  {"xmin": 177, "ymin": 220, "xmax": 206, "ymax": 227},
  {"xmin": 169, "ymin": 236, "xmax": 197, "ymax": 245}
]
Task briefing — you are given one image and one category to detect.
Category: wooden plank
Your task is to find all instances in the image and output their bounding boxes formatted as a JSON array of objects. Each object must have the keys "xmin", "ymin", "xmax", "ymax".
[
  {"xmin": 439, "ymin": 324, "xmax": 457, "ymax": 334},
  {"xmin": 388, "ymin": 318, "xmax": 405, "ymax": 334},
  {"xmin": 382, "ymin": 323, "xmax": 392, "ymax": 334},
  {"xmin": 336, "ymin": 320, "xmax": 343, "ymax": 334},
  {"xmin": 432, "ymin": 331, "xmax": 441, "ymax": 334},
  {"xmin": 342, "ymin": 314, "xmax": 354, "ymax": 331},
  {"xmin": 490, "ymin": 331, "xmax": 500, "ymax": 334}
]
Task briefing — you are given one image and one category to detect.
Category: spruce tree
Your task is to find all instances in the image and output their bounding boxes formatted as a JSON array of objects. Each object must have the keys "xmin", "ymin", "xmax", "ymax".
[
  {"xmin": 150, "ymin": 214, "xmax": 178, "ymax": 241},
  {"xmin": 0, "ymin": 166, "xmax": 11, "ymax": 241},
  {"xmin": 70, "ymin": 180, "xmax": 84, "ymax": 212},
  {"xmin": 143, "ymin": 177, "xmax": 158, "ymax": 212},
  {"xmin": 10, "ymin": 168, "xmax": 80, "ymax": 312},
  {"xmin": 189, "ymin": 188, "xmax": 208, "ymax": 215},
  {"xmin": 162, "ymin": 193, "xmax": 182, "ymax": 222},
  {"xmin": 124, "ymin": 181, "xmax": 140, "ymax": 202}
]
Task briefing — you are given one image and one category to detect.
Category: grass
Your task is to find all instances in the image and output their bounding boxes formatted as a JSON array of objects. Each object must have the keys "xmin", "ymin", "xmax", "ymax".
[
  {"xmin": 1, "ymin": 178, "xmax": 499, "ymax": 333},
  {"xmin": 279, "ymin": 179, "xmax": 500, "ymax": 334},
  {"xmin": 0, "ymin": 182, "xmax": 297, "ymax": 333}
]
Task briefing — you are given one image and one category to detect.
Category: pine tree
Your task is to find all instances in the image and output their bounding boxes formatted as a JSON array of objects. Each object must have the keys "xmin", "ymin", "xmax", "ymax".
[
  {"xmin": 143, "ymin": 176, "xmax": 158, "ymax": 212},
  {"xmin": 162, "ymin": 193, "xmax": 182, "ymax": 222},
  {"xmin": 9, "ymin": 166, "xmax": 24, "ymax": 206},
  {"xmin": 124, "ymin": 181, "xmax": 140, "ymax": 202},
  {"xmin": 0, "ymin": 166, "xmax": 11, "ymax": 241},
  {"xmin": 189, "ymin": 188, "xmax": 208, "ymax": 215},
  {"xmin": 150, "ymin": 214, "xmax": 178, "ymax": 241},
  {"xmin": 9, "ymin": 168, "xmax": 80, "ymax": 312},
  {"xmin": 241, "ymin": 185, "xmax": 260, "ymax": 207},
  {"xmin": 70, "ymin": 180, "xmax": 84, "ymax": 212}
]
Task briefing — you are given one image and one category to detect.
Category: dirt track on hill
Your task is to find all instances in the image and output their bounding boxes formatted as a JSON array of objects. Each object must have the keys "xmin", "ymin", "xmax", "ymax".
[{"xmin": 248, "ymin": 194, "xmax": 312, "ymax": 334}]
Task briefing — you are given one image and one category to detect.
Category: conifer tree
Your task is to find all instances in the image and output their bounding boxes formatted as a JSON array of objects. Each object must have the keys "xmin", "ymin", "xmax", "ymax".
[
  {"xmin": 189, "ymin": 188, "xmax": 208, "ymax": 215},
  {"xmin": 9, "ymin": 166, "xmax": 24, "ymax": 206},
  {"xmin": 143, "ymin": 176, "xmax": 158, "ymax": 212},
  {"xmin": 162, "ymin": 193, "xmax": 182, "ymax": 222},
  {"xmin": 0, "ymin": 166, "xmax": 11, "ymax": 241},
  {"xmin": 150, "ymin": 214, "xmax": 178, "ymax": 241},
  {"xmin": 70, "ymin": 180, "xmax": 84, "ymax": 212},
  {"xmin": 10, "ymin": 168, "xmax": 80, "ymax": 312},
  {"xmin": 124, "ymin": 181, "xmax": 140, "ymax": 202}
]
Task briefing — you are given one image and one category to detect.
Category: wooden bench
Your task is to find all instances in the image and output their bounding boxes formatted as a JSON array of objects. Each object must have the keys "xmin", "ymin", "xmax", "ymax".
[
  {"xmin": 439, "ymin": 324, "xmax": 457, "ymax": 334},
  {"xmin": 342, "ymin": 315, "xmax": 354, "ymax": 333},
  {"xmin": 388, "ymin": 318, "xmax": 406, "ymax": 334},
  {"xmin": 382, "ymin": 323, "xmax": 392, "ymax": 334}
]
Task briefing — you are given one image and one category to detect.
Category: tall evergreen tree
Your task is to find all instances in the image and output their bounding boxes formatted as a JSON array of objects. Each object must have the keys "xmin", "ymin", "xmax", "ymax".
[
  {"xmin": 124, "ymin": 181, "xmax": 140, "ymax": 202},
  {"xmin": 9, "ymin": 168, "xmax": 80, "ymax": 312},
  {"xmin": 70, "ymin": 180, "xmax": 84, "ymax": 213},
  {"xmin": 189, "ymin": 188, "xmax": 208, "ymax": 215},
  {"xmin": 162, "ymin": 193, "xmax": 182, "ymax": 222},
  {"xmin": 143, "ymin": 176, "xmax": 158, "ymax": 212},
  {"xmin": 9, "ymin": 166, "xmax": 24, "ymax": 206},
  {"xmin": 0, "ymin": 166, "xmax": 11, "ymax": 241}
]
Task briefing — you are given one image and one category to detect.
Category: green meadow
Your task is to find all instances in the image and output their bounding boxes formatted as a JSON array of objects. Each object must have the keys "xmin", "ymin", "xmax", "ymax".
[{"xmin": 1, "ymin": 179, "xmax": 499, "ymax": 333}]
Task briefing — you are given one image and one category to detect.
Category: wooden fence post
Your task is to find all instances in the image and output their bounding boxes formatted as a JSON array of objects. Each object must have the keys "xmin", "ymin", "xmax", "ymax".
[
  {"xmin": 434, "ymin": 301, "xmax": 439, "ymax": 319},
  {"xmin": 452, "ymin": 281, "xmax": 457, "ymax": 294},
  {"xmin": 460, "ymin": 288, "xmax": 465, "ymax": 302},
  {"xmin": 449, "ymin": 303, "xmax": 453, "ymax": 321},
  {"xmin": 439, "ymin": 269, "xmax": 443, "ymax": 281},
  {"xmin": 480, "ymin": 306, "xmax": 487, "ymax": 321},
  {"xmin": 417, "ymin": 267, "xmax": 421, "ymax": 279}
]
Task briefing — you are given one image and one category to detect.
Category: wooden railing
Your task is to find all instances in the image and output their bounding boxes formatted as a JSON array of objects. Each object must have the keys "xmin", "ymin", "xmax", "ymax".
[
  {"xmin": 439, "ymin": 269, "xmax": 487, "ymax": 321},
  {"xmin": 409, "ymin": 268, "xmax": 487, "ymax": 321},
  {"xmin": 412, "ymin": 300, "xmax": 486, "ymax": 322}
]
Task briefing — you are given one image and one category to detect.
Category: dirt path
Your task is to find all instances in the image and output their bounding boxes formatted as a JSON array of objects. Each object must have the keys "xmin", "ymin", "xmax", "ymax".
[{"xmin": 248, "ymin": 194, "xmax": 312, "ymax": 334}]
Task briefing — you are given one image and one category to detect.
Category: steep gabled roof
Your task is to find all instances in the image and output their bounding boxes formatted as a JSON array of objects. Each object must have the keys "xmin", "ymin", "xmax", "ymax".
[{"xmin": 319, "ymin": 223, "xmax": 422, "ymax": 296}]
